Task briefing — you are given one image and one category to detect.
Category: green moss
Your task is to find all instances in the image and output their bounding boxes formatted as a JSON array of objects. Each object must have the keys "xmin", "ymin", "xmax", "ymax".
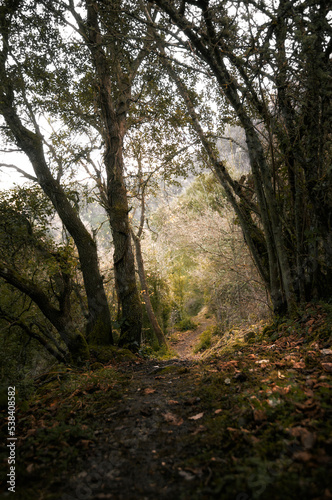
[
  {"xmin": 159, "ymin": 365, "xmax": 182, "ymax": 375},
  {"xmin": 194, "ymin": 329, "xmax": 213, "ymax": 353},
  {"xmin": 87, "ymin": 316, "xmax": 113, "ymax": 346},
  {"xmin": 69, "ymin": 332, "xmax": 90, "ymax": 364},
  {"xmin": 244, "ymin": 331, "xmax": 256, "ymax": 342},
  {"xmin": 90, "ymin": 345, "xmax": 137, "ymax": 363}
]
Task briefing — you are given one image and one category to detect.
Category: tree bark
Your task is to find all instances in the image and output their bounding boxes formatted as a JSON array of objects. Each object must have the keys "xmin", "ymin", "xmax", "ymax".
[
  {"xmin": 0, "ymin": 40, "xmax": 113, "ymax": 345},
  {"xmin": 82, "ymin": 0, "xmax": 143, "ymax": 350},
  {"xmin": 132, "ymin": 230, "xmax": 168, "ymax": 348}
]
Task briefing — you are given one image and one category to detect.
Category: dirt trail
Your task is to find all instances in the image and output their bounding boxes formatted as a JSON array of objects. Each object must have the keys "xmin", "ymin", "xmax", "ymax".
[
  {"xmin": 12, "ymin": 304, "xmax": 332, "ymax": 500},
  {"xmin": 170, "ymin": 307, "xmax": 216, "ymax": 358}
]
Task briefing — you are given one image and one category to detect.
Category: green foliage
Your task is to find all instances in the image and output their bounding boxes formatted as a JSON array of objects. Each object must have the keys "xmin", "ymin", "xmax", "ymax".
[
  {"xmin": 175, "ymin": 317, "xmax": 198, "ymax": 332},
  {"xmin": 148, "ymin": 172, "xmax": 269, "ymax": 331},
  {"xmin": 193, "ymin": 330, "xmax": 213, "ymax": 353},
  {"xmin": 0, "ymin": 186, "xmax": 89, "ymax": 373}
]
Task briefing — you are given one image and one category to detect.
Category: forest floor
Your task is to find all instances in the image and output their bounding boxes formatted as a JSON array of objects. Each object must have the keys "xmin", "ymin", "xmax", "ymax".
[{"xmin": 1, "ymin": 303, "xmax": 332, "ymax": 500}]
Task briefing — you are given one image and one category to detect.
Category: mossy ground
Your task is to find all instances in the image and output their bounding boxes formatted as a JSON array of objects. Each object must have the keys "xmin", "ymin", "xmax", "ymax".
[{"xmin": 1, "ymin": 303, "xmax": 331, "ymax": 499}]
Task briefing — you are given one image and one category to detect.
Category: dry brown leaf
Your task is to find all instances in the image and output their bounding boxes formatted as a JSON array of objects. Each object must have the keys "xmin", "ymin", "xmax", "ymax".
[
  {"xmin": 188, "ymin": 412, "xmax": 204, "ymax": 420},
  {"xmin": 78, "ymin": 439, "xmax": 94, "ymax": 449},
  {"xmin": 26, "ymin": 464, "xmax": 34, "ymax": 473},
  {"xmin": 321, "ymin": 363, "xmax": 332, "ymax": 373},
  {"xmin": 288, "ymin": 427, "xmax": 316, "ymax": 450},
  {"xmin": 294, "ymin": 399, "xmax": 316, "ymax": 410},
  {"xmin": 301, "ymin": 430, "xmax": 317, "ymax": 450},
  {"xmin": 214, "ymin": 409, "xmax": 223, "ymax": 414},
  {"xmin": 321, "ymin": 349, "xmax": 332, "ymax": 355},
  {"xmin": 292, "ymin": 360, "xmax": 306, "ymax": 369},
  {"xmin": 167, "ymin": 399, "xmax": 179, "ymax": 405},
  {"xmin": 191, "ymin": 425, "xmax": 206, "ymax": 435},
  {"xmin": 162, "ymin": 412, "xmax": 184, "ymax": 426},
  {"xmin": 144, "ymin": 388, "xmax": 156, "ymax": 395},
  {"xmin": 253, "ymin": 409, "xmax": 267, "ymax": 422}
]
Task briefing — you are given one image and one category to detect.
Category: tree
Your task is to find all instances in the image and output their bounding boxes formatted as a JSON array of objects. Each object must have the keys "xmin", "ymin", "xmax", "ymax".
[
  {"xmin": 0, "ymin": 187, "xmax": 89, "ymax": 363},
  {"xmin": 129, "ymin": 150, "xmax": 168, "ymax": 348},
  {"xmin": 63, "ymin": 0, "xmax": 202, "ymax": 347},
  {"xmin": 151, "ymin": 173, "xmax": 269, "ymax": 327},
  {"xmin": 147, "ymin": 0, "xmax": 332, "ymax": 314},
  {"xmin": 0, "ymin": 0, "xmax": 113, "ymax": 346}
]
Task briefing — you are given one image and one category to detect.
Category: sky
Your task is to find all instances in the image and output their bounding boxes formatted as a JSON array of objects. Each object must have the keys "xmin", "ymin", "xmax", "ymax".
[{"xmin": 0, "ymin": 152, "xmax": 35, "ymax": 191}]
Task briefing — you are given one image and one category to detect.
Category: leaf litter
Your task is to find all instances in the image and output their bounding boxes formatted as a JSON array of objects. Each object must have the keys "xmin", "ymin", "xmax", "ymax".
[{"xmin": 3, "ymin": 303, "xmax": 332, "ymax": 500}]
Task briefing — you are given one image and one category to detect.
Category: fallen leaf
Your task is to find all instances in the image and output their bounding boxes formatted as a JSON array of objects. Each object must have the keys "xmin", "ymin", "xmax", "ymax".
[
  {"xmin": 278, "ymin": 371, "xmax": 286, "ymax": 379},
  {"xmin": 78, "ymin": 439, "xmax": 93, "ymax": 449},
  {"xmin": 288, "ymin": 427, "xmax": 316, "ymax": 450},
  {"xmin": 314, "ymin": 382, "xmax": 330, "ymax": 389},
  {"xmin": 292, "ymin": 360, "xmax": 306, "ymax": 369},
  {"xmin": 256, "ymin": 359, "xmax": 269, "ymax": 364},
  {"xmin": 321, "ymin": 363, "xmax": 332, "ymax": 373},
  {"xmin": 162, "ymin": 412, "xmax": 183, "ymax": 426},
  {"xmin": 167, "ymin": 399, "xmax": 179, "ymax": 405},
  {"xmin": 301, "ymin": 430, "xmax": 317, "ymax": 450},
  {"xmin": 188, "ymin": 412, "xmax": 204, "ymax": 420},
  {"xmin": 320, "ymin": 349, "xmax": 332, "ymax": 355},
  {"xmin": 26, "ymin": 464, "xmax": 34, "ymax": 473},
  {"xmin": 144, "ymin": 388, "xmax": 156, "ymax": 395},
  {"xmin": 294, "ymin": 399, "xmax": 316, "ymax": 410},
  {"xmin": 224, "ymin": 378, "xmax": 231, "ymax": 385},
  {"xmin": 191, "ymin": 425, "xmax": 206, "ymax": 435},
  {"xmin": 214, "ymin": 409, "xmax": 222, "ymax": 414},
  {"xmin": 178, "ymin": 470, "xmax": 195, "ymax": 481},
  {"xmin": 253, "ymin": 409, "xmax": 267, "ymax": 422}
]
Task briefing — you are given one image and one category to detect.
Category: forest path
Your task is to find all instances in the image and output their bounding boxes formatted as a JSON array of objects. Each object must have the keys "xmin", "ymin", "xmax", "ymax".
[
  {"xmin": 169, "ymin": 307, "xmax": 217, "ymax": 359},
  {"xmin": 12, "ymin": 304, "xmax": 332, "ymax": 500}
]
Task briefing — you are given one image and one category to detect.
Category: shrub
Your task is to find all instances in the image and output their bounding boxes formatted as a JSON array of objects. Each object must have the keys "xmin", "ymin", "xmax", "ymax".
[{"xmin": 175, "ymin": 317, "xmax": 198, "ymax": 331}]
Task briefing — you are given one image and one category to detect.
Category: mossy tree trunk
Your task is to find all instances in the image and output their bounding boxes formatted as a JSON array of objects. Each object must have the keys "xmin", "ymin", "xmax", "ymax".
[
  {"xmin": 0, "ymin": 262, "xmax": 89, "ymax": 364},
  {"xmin": 0, "ymin": 8, "xmax": 113, "ymax": 346},
  {"xmin": 81, "ymin": 0, "xmax": 143, "ymax": 351}
]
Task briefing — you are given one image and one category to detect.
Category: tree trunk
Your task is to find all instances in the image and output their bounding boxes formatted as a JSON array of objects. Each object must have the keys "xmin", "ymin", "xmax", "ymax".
[
  {"xmin": 132, "ymin": 231, "xmax": 168, "ymax": 348},
  {"xmin": 104, "ymin": 130, "xmax": 142, "ymax": 351},
  {"xmin": 83, "ymin": 0, "xmax": 143, "ymax": 351},
  {"xmin": 0, "ymin": 11, "xmax": 113, "ymax": 347},
  {"xmin": 0, "ymin": 263, "xmax": 89, "ymax": 364}
]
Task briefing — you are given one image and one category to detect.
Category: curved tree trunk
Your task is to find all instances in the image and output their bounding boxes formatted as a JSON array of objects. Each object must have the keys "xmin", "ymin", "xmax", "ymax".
[
  {"xmin": 0, "ymin": 96, "xmax": 113, "ymax": 346},
  {"xmin": 0, "ymin": 262, "xmax": 90, "ymax": 364}
]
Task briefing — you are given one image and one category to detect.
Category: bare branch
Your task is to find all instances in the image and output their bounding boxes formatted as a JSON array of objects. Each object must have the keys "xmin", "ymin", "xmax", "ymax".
[{"xmin": 0, "ymin": 163, "xmax": 37, "ymax": 182}]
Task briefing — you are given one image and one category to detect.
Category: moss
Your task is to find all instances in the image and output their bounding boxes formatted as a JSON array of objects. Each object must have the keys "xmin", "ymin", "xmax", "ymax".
[
  {"xmin": 194, "ymin": 330, "xmax": 213, "ymax": 353},
  {"xmin": 90, "ymin": 345, "xmax": 137, "ymax": 364},
  {"xmin": 159, "ymin": 365, "xmax": 182, "ymax": 375},
  {"xmin": 244, "ymin": 331, "xmax": 256, "ymax": 342},
  {"xmin": 87, "ymin": 316, "xmax": 113, "ymax": 346},
  {"xmin": 69, "ymin": 332, "xmax": 90, "ymax": 364}
]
